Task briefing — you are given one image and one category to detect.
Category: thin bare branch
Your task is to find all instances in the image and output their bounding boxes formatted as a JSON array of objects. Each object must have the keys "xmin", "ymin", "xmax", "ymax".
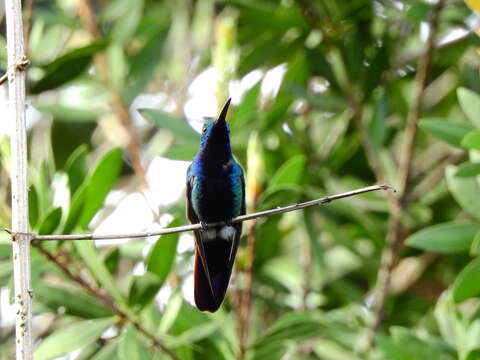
[
  {"xmin": 32, "ymin": 242, "xmax": 180, "ymax": 360},
  {"xmin": 22, "ymin": 185, "xmax": 393, "ymax": 242}
]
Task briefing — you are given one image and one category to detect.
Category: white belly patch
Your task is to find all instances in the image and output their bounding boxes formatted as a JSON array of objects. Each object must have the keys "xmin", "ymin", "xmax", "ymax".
[
  {"xmin": 202, "ymin": 226, "xmax": 236, "ymax": 242},
  {"xmin": 219, "ymin": 226, "xmax": 236, "ymax": 240}
]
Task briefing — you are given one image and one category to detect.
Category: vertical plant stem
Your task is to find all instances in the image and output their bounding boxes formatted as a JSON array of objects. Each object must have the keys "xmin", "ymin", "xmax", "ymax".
[
  {"xmin": 366, "ymin": 0, "xmax": 446, "ymax": 348},
  {"xmin": 5, "ymin": 0, "xmax": 32, "ymax": 358},
  {"xmin": 239, "ymin": 218, "xmax": 258, "ymax": 358},
  {"xmin": 77, "ymin": 0, "xmax": 148, "ymax": 189}
]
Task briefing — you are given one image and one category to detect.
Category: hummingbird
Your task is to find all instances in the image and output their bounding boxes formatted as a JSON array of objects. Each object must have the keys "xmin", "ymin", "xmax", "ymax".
[{"xmin": 186, "ymin": 98, "xmax": 245, "ymax": 312}]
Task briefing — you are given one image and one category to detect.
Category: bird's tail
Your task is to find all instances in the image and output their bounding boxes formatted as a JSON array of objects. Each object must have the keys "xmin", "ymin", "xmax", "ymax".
[{"xmin": 194, "ymin": 233, "xmax": 235, "ymax": 312}]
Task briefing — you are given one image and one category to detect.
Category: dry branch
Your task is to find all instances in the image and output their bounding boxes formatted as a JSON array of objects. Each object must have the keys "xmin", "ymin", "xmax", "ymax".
[
  {"xmin": 24, "ymin": 184, "xmax": 393, "ymax": 241},
  {"xmin": 367, "ymin": 0, "xmax": 446, "ymax": 348},
  {"xmin": 32, "ymin": 242, "xmax": 180, "ymax": 360}
]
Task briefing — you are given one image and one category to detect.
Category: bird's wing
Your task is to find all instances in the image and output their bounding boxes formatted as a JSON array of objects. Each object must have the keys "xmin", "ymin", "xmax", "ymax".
[
  {"xmin": 226, "ymin": 169, "xmax": 246, "ymax": 277},
  {"xmin": 186, "ymin": 172, "xmax": 218, "ymax": 306},
  {"xmin": 186, "ymin": 167, "xmax": 198, "ymax": 223}
]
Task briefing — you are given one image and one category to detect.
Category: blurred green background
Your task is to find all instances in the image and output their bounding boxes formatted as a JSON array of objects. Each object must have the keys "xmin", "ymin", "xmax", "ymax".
[{"xmin": 1, "ymin": 0, "xmax": 480, "ymax": 359}]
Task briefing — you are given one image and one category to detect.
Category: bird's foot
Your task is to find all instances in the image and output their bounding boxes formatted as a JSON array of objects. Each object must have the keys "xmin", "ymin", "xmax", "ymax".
[{"xmin": 200, "ymin": 221, "xmax": 209, "ymax": 231}]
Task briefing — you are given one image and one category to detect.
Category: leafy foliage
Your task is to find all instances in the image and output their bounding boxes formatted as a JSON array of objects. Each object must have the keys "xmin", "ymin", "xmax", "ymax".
[{"xmin": 0, "ymin": 0, "xmax": 479, "ymax": 359}]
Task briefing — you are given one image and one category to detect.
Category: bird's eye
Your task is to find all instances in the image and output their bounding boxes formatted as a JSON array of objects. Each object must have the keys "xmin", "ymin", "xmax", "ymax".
[{"xmin": 202, "ymin": 127, "xmax": 207, "ymax": 134}]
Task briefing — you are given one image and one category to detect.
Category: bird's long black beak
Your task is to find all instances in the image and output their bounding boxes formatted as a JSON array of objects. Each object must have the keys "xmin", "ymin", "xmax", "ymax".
[{"xmin": 216, "ymin": 98, "xmax": 231, "ymax": 124}]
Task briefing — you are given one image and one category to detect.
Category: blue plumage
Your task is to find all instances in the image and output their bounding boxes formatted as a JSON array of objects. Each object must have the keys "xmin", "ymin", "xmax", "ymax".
[{"xmin": 186, "ymin": 99, "xmax": 245, "ymax": 312}]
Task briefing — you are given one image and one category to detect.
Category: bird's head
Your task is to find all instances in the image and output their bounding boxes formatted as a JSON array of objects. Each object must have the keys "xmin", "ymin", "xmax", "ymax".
[{"xmin": 198, "ymin": 98, "xmax": 232, "ymax": 161}]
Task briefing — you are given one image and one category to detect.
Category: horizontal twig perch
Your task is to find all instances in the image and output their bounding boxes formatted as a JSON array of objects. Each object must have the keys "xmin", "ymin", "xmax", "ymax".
[{"xmin": 4, "ymin": 184, "xmax": 393, "ymax": 242}]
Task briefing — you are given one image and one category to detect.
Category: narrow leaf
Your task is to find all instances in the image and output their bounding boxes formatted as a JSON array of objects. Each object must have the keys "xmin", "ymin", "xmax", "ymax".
[
  {"xmin": 35, "ymin": 285, "xmax": 114, "ymax": 318},
  {"xmin": 456, "ymin": 162, "xmax": 480, "ymax": 177},
  {"xmin": 453, "ymin": 257, "xmax": 480, "ymax": 302},
  {"xmin": 269, "ymin": 155, "xmax": 306, "ymax": 188},
  {"xmin": 446, "ymin": 165, "xmax": 480, "ymax": 220},
  {"xmin": 78, "ymin": 148, "xmax": 123, "ymax": 228},
  {"xmin": 38, "ymin": 207, "xmax": 62, "ymax": 235},
  {"xmin": 65, "ymin": 144, "xmax": 89, "ymax": 196},
  {"xmin": 458, "ymin": 87, "xmax": 480, "ymax": 128},
  {"xmin": 35, "ymin": 318, "xmax": 115, "ymax": 360},
  {"xmin": 462, "ymin": 130, "xmax": 480, "ymax": 150},
  {"xmin": 406, "ymin": 222, "xmax": 480, "ymax": 253},
  {"xmin": 31, "ymin": 42, "xmax": 108, "ymax": 94},
  {"xmin": 147, "ymin": 219, "xmax": 180, "ymax": 286},
  {"xmin": 127, "ymin": 272, "xmax": 162, "ymax": 310},
  {"xmin": 419, "ymin": 118, "xmax": 473, "ymax": 147},
  {"xmin": 74, "ymin": 240, "xmax": 125, "ymax": 305},
  {"xmin": 140, "ymin": 109, "xmax": 200, "ymax": 143},
  {"xmin": 118, "ymin": 326, "xmax": 150, "ymax": 360}
]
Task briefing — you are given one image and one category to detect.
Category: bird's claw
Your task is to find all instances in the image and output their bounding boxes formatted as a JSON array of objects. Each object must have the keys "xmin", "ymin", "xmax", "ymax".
[{"xmin": 200, "ymin": 221, "xmax": 208, "ymax": 231}]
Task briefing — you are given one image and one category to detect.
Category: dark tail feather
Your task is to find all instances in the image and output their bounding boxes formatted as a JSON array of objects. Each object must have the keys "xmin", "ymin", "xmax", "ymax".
[{"xmin": 194, "ymin": 238, "xmax": 232, "ymax": 312}]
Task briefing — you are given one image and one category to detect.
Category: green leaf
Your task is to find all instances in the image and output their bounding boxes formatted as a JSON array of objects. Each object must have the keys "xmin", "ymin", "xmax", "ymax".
[
  {"xmin": 107, "ymin": 44, "xmax": 128, "ymax": 89},
  {"xmin": 106, "ymin": 0, "xmax": 145, "ymax": 45},
  {"xmin": 253, "ymin": 311, "xmax": 323, "ymax": 355},
  {"xmin": 362, "ymin": 44, "xmax": 389, "ymax": 100},
  {"xmin": 34, "ymin": 103, "xmax": 102, "ymax": 122},
  {"xmin": 406, "ymin": 222, "xmax": 480, "ymax": 253},
  {"xmin": 147, "ymin": 219, "xmax": 179, "ymax": 285},
  {"xmin": 65, "ymin": 144, "xmax": 89, "ymax": 196},
  {"xmin": 31, "ymin": 42, "xmax": 108, "ymax": 94},
  {"xmin": 78, "ymin": 148, "xmax": 122, "ymax": 228},
  {"xmin": 34, "ymin": 317, "xmax": 115, "ymax": 360},
  {"xmin": 462, "ymin": 131, "xmax": 480, "ymax": 150},
  {"xmin": 303, "ymin": 210, "xmax": 326, "ymax": 272},
  {"xmin": 258, "ymin": 184, "xmax": 301, "ymax": 210},
  {"xmin": 38, "ymin": 207, "xmax": 62, "ymax": 235},
  {"xmin": 419, "ymin": 118, "xmax": 474, "ymax": 147},
  {"xmin": 91, "ymin": 340, "xmax": 118, "ymax": 360},
  {"xmin": 118, "ymin": 326, "xmax": 150, "ymax": 360},
  {"xmin": 453, "ymin": 257, "xmax": 480, "ymax": 302},
  {"xmin": 105, "ymin": 247, "xmax": 121, "ymax": 274},
  {"xmin": 467, "ymin": 350, "xmax": 480, "ymax": 360},
  {"xmin": 29, "ymin": 186, "xmax": 39, "ymax": 228},
  {"xmin": 35, "ymin": 285, "xmax": 115, "ymax": 318},
  {"xmin": 376, "ymin": 334, "xmax": 417, "ymax": 360},
  {"xmin": 164, "ymin": 322, "xmax": 219, "ymax": 347},
  {"xmin": 269, "ymin": 155, "xmax": 306, "ymax": 188},
  {"xmin": 162, "ymin": 142, "xmax": 198, "ymax": 161},
  {"xmin": 406, "ymin": 1, "xmax": 431, "ymax": 22},
  {"xmin": 140, "ymin": 109, "xmax": 200, "ymax": 143},
  {"xmin": 446, "ymin": 165, "xmax": 480, "ymax": 220},
  {"xmin": 458, "ymin": 87, "xmax": 480, "ymax": 128},
  {"xmin": 127, "ymin": 272, "xmax": 162, "ymax": 310},
  {"xmin": 124, "ymin": 27, "xmax": 168, "ymax": 102},
  {"xmin": 0, "ymin": 244, "xmax": 10, "ymax": 260},
  {"xmin": 62, "ymin": 183, "xmax": 88, "ymax": 234},
  {"xmin": 64, "ymin": 148, "xmax": 122, "ymax": 233},
  {"xmin": 456, "ymin": 162, "xmax": 480, "ymax": 177},
  {"xmin": 470, "ymin": 231, "xmax": 480, "ymax": 256},
  {"xmin": 370, "ymin": 89, "xmax": 389, "ymax": 148},
  {"xmin": 34, "ymin": 162, "xmax": 52, "ymax": 218},
  {"xmin": 74, "ymin": 240, "xmax": 125, "ymax": 305}
]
